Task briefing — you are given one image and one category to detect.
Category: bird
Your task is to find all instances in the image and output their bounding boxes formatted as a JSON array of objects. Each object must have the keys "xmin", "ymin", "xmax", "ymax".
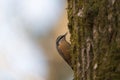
[{"xmin": 56, "ymin": 32, "xmax": 72, "ymax": 69}]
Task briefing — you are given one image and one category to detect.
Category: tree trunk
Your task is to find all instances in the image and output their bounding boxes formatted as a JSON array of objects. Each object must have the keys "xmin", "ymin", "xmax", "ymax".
[{"xmin": 67, "ymin": 0, "xmax": 120, "ymax": 80}]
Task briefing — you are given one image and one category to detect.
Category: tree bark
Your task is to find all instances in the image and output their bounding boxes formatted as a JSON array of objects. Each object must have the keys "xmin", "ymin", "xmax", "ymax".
[{"xmin": 67, "ymin": 0, "xmax": 120, "ymax": 80}]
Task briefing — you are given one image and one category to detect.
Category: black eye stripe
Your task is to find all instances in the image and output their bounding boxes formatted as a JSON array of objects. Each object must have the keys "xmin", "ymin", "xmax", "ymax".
[{"xmin": 56, "ymin": 35, "xmax": 64, "ymax": 46}]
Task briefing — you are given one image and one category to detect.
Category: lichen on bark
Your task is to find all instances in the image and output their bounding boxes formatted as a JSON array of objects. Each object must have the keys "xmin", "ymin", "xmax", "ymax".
[{"xmin": 67, "ymin": 0, "xmax": 120, "ymax": 80}]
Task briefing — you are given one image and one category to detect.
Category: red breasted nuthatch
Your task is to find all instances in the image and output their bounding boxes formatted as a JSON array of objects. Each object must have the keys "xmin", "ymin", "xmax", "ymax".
[{"xmin": 56, "ymin": 33, "xmax": 72, "ymax": 69}]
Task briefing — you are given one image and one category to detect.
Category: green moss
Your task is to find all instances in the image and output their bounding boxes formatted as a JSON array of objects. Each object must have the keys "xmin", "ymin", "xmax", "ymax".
[{"xmin": 67, "ymin": 0, "xmax": 120, "ymax": 80}]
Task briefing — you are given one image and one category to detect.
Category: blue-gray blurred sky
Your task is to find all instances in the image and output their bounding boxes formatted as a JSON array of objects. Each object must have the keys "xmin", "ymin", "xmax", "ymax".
[
  {"xmin": 0, "ymin": 0, "xmax": 65, "ymax": 36},
  {"xmin": 0, "ymin": 0, "xmax": 67, "ymax": 80}
]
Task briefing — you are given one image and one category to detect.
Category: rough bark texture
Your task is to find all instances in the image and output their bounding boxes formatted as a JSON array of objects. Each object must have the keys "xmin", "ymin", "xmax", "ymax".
[{"xmin": 67, "ymin": 0, "xmax": 120, "ymax": 80}]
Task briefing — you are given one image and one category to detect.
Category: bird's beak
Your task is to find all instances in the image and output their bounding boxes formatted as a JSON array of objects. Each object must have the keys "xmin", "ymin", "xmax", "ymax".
[{"xmin": 64, "ymin": 32, "xmax": 68, "ymax": 36}]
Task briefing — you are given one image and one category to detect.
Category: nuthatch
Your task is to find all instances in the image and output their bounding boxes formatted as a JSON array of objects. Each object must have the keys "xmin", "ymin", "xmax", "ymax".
[{"xmin": 56, "ymin": 33, "xmax": 72, "ymax": 69}]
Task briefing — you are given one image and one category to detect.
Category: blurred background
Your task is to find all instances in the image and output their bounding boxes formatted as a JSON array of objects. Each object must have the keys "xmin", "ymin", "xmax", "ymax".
[{"xmin": 0, "ymin": 0, "xmax": 73, "ymax": 80}]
